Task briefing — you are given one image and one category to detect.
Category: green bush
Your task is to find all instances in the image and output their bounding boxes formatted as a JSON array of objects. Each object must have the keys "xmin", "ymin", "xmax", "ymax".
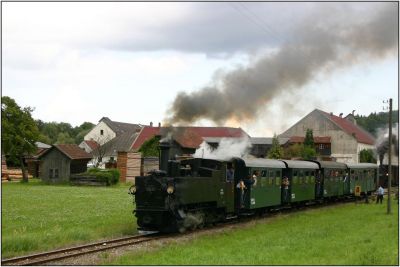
[{"xmin": 85, "ymin": 168, "xmax": 120, "ymax": 185}]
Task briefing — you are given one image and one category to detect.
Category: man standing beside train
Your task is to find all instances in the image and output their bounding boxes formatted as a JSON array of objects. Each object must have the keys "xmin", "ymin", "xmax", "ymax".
[{"xmin": 376, "ymin": 185, "xmax": 384, "ymax": 204}]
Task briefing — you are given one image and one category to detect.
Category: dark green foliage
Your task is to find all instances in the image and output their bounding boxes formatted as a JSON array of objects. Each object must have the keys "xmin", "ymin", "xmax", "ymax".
[
  {"xmin": 86, "ymin": 168, "xmax": 120, "ymax": 185},
  {"xmin": 283, "ymin": 144, "xmax": 317, "ymax": 160},
  {"xmin": 36, "ymin": 120, "xmax": 95, "ymax": 145},
  {"xmin": 304, "ymin": 129, "xmax": 315, "ymax": 147},
  {"xmin": 303, "ymin": 129, "xmax": 317, "ymax": 160},
  {"xmin": 267, "ymin": 134, "xmax": 283, "ymax": 159},
  {"xmin": 1, "ymin": 96, "xmax": 40, "ymax": 181},
  {"xmin": 301, "ymin": 145, "xmax": 317, "ymax": 160},
  {"xmin": 359, "ymin": 149, "xmax": 377, "ymax": 163},
  {"xmin": 356, "ymin": 111, "xmax": 398, "ymax": 137},
  {"xmin": 139, "ymin": 136, "xmax": 161, "ymax": 157}
]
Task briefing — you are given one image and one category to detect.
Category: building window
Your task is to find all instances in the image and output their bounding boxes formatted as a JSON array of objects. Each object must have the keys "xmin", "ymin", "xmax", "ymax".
[
  {"xmin": 319, "ymin": 144, "xmax": 324, "ymax": 150},
  {"xmin": 54, "ymin": 169, "xmax": 59, "ymax": 178},
  {"xmin": 100, "ymin": 129, "xmax": 104, "ymax": 135},
  {"xmin": 49, "ymin": 169, "xmax": 53, "ymax": 178}
]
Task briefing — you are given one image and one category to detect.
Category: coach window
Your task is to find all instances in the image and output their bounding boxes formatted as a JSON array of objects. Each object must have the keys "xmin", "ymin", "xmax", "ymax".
[
  {"xmin": 305, "ymin": 171, "xmax": 310, "ymax": 184},
  {"xmin": 268, "ymin": 170, "xmax": 274, "ymax": 185},
  {"xmin": 310, "ymin": 171, "xmax": 315, "ymax": 183},
  {"xmin": 275, "ymin": 171, "xmax": 281, "ymax": 186},
  {"xmin": 293, "ymin": 171, "xmax": 298, "ymax": 184}
]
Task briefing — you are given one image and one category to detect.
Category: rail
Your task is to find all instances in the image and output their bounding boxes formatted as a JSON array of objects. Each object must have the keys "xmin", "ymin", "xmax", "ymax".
[{"xmin": 1, "ymin": 233, "xmax": 160, "ymax": 266}]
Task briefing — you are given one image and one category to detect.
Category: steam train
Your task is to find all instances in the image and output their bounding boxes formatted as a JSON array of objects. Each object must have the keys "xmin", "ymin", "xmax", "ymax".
[{"xmin": 129, "ymin": 141, "xmax": 378, "ymax": 233}]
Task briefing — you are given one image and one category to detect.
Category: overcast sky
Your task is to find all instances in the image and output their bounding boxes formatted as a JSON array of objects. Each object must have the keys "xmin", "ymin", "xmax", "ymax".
[{"xmin": 3, "ymin": 2, "xmax": 398, "ymax": 136}]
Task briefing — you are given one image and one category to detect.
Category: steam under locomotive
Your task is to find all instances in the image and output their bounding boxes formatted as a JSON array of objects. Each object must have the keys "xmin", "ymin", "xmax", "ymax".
[{"xmin": 129, "ymin": 141, "xmax": 378, "ymax": 233}]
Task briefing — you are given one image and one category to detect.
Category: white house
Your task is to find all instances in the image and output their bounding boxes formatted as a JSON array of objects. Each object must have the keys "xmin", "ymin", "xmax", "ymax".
[{"xmin": 82, "ymin": 117, "xmax": 144, "ymax": 168}]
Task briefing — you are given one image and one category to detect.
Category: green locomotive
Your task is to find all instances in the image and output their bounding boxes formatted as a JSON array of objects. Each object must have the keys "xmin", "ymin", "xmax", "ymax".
[{"xmin": 130, "ymin": 143, "xmax": 378, "ymax": 233}]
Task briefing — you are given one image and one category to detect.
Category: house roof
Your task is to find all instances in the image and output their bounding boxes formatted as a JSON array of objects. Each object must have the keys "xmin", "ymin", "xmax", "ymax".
[
  {"xmin": 131, "ymin": 126, "xmax": 249, "ymax": 151},
  {"xmin": 289, "ymin": 136, "xmax": 331, "ymax": 144},
  {"xmin": 99, "ymin": 117, "xmax": 143, "ymax": 136},
  {"xmin": 250, "ymin": 137, "xmax": 290, "ymax": 145},
  {"xmin": 35, "ymin": 141, "xmax": 51, "ymax": 149},
  {"xmin": 83, "ymin": 140, "xmax": 99, "ymax": 151},
  {"xmin": 39, "ymin": 144, "xmax": 92, "ymax": 160},
  {"xmin": 318, "ymin": 110, "xmax": 375, "ymax": 145},
  {"xmin": 101, "ymin": 131, "xmax": 140, "ymax": 156}
]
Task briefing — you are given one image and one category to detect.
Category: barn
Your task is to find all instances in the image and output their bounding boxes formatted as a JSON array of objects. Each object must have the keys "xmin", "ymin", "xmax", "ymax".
[{"xmin": 38, "ymin": 144, "xmax": 92, "ymax": 182}]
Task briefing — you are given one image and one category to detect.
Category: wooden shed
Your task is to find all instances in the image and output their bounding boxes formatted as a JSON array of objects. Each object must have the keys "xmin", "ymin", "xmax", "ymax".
[{"xmin": 38, "ymin": 144, "xmax": 92, "ymax": 182}]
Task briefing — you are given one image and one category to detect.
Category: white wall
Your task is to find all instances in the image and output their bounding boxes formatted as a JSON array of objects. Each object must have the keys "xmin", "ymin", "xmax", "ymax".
[{"xmin": 84, "ymin": 121, "xmax": 116, "ymax": 145}]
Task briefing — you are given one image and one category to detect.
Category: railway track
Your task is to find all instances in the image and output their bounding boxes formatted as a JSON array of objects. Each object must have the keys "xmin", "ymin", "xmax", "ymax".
[
  {"xmin": 2, "ymin": 194, "xmax": 391, "ymax": 265},
  {"xmin": 1, "ymin": 232, "xmax": 162, "ymax": 266}
]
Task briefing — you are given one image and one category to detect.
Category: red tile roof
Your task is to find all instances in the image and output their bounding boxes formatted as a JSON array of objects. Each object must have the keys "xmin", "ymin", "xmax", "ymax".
[
  {"xmin": 84, "ymin": 140, "xmax": 100, "ymax": 150},
  {"xmin": 289, "ymin": 136, "xmax": 331, "ymax": 144},
  {"xmin": 54, "ymin": 144, "xmax": 92, "ymax": 160},
  {"xmin": 131, "ymin": 126, "xmax": 248, "ymax": 151},
  {"xmin": 319, "ymin": 110, "xmax": 375, "ymax": 145}
]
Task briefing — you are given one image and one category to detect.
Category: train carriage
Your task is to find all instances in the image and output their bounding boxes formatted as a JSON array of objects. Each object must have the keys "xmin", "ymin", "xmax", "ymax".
[
  {"xmin": 280, "ymin": 160, "xmax": 319, "ymax": 204},
  {"xmin": 347, "ymin": 163, "xmax": 378, "ymax": 195},
  {"xmin": 240, "ymin": 158, "xmax": 286, "ymax": 210},
  {"xmin": 310, "ymin": 161, "xmax": 348, "ymax": 198}
]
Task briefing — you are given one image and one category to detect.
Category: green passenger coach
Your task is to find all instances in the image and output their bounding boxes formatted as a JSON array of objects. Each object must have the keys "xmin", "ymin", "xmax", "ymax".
[
  {"xmin": 280, "ymin": 160, "xmax": 319, "ymax": 204},
  {"xmin": 347, "ymin": 163, "xmax": 378, "ymax": 195},
  {"xmin": 310, "ymin": 161, "xmax": 348, "ymax": 198},
  {"xmin": 241, "ymin": 158, "xmax": 286, "ymax": 210}
]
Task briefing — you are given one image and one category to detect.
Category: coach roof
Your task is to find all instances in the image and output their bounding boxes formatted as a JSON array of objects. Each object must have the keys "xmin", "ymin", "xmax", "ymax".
[
  {"xmin": 346, "ymin": 163, "xmax": 378, "ymax": 169},
  {"xmin": 243, "ymin": 158, "xmax": 286, "ymax": 168},
  {"xmin": 280, "ymin": 160, "xmax": 319, "ymax": 169},
  {"xmin": 309, "ymin": 160, "xmax": 347, "ymax": 169}
]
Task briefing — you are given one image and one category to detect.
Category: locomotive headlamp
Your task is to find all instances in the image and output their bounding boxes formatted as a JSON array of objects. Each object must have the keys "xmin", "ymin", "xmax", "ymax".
[
  {"xmin": 166, "ymin": 185, "xmax": 174, "ymax": 194},
  {"xmin": 129, "ymin": 185, "xmax": 136, "ymax": 195}
]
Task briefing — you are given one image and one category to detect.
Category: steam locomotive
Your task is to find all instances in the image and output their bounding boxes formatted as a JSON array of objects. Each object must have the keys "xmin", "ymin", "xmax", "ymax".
[{"xmin": 129, "ymin": 141, "xmax": 378, "ymax": 233}]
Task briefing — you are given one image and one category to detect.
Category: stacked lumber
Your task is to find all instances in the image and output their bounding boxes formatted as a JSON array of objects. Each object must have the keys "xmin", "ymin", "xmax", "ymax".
[
  {"xmin": 2, "ymin": 168, "xmax": 33, "ymax": 181},
  {"xmin": 2, "ymin": 157, "xmax": 9, "ymax": 181}
]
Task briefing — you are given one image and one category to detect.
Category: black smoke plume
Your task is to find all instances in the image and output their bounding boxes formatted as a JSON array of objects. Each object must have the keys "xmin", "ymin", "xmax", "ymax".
[{"xmin": 165, "ymin": 3, "xmax": 398, "ymax": 125}]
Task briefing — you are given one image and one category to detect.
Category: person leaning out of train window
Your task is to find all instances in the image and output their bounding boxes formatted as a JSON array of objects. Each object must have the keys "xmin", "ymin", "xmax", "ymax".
[
  {"xmin": 236, "ymin": 179, "xmax": 246, "ymax": 208},
  {"xmin": 252, "ymin": 170, "xmax": 259, "ymax": 186},
  {"xmin": 226, "ymin": 166, "xmax": 235, "ymax": 182},
  {"xmin": 244, "ymin": 174, "xmax": 256, "ymax": 188},
  {"xmin": 343, "ymin": 173, "xmax": 348, "ymax": 183},
  {"xmin": 282, "ymin": 176, "xmax": 290, "ymax": 201}
]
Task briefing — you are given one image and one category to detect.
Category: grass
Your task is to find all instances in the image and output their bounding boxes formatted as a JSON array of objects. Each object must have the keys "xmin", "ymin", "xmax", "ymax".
[
  {"xmin": 1, "ymin": 179, "xmax": 137, "ymax": 258},
  {"xmin": 104, "ymin": 201, "xmax": 399, "ymax": 265}
]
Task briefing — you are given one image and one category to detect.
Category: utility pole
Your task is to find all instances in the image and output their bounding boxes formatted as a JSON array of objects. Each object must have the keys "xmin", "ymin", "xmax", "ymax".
[
  {"xmin": 387, "ymin": 98, "xmax": 392, "ymax": 214},
  {"xmin": 383, "ymin": 98, "xmax": 393, "ymax": 214}
]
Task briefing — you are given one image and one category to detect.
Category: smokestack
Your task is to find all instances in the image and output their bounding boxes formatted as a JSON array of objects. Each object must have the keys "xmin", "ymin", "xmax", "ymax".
[
  {"xmin": 158, "ymin": 122, "xmax": 161, "ymax": 127},
  {"xmin": 159, "ymin": 140, "xmax": 171, "ymax": 173},
  {"xmin": 339, "ymin": 113, "xmax": 343, "ymax": 118},
  {"xmin": 150, "ymin": 122, "xmax": 153, "ymax": 127}
]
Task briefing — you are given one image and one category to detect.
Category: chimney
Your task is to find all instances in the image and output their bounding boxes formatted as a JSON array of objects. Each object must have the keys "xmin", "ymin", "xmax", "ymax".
[
  {"xmin": 150, "ymin": 122, "xmax": 153, "ymax": 127},
  {"xmin": 159, "ymin": 140, "xmax": 171, "ymax": 173},
  {"xmin": 330, "ymin": 112, "xmax": 333, "ymax": 116},
  {"xmin": 352, "ymin": 110, "xmax": 355, "ymax": 116},
  {"xmin": 339, "ymin": 113, "xmax": 343, "ymax": 118},
  {"xmin": 158, "ymin": 122, "xmax": 161, "ymax": 127}
]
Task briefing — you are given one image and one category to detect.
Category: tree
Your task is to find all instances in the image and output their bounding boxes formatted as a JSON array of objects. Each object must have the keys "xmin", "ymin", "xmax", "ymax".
[
  {"xmin": 359, "ymin": 149, "xmax": 377, "ymax": 163},
  {"xmin": 1, "ymin": 96, "xmax": 40, "ymax": 182},
  {"xmin": 304, "ymin": 129, "xmax": 315, "ymax": 147},
  {"xmin": 139, "ymin": 136, "xmax": 161, "ymax": 157},
  {"xmin": 267, "ymin": 134, "xmax": 283, "ymax": 159},
  {"xmin": 283, "ymin": 143, "xmax": 317, "ymax": 160}
]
